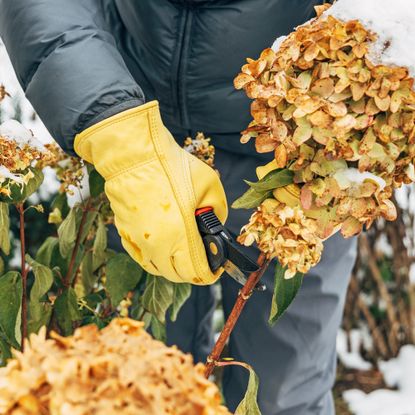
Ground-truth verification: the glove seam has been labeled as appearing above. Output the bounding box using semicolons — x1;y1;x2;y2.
178;150;201;276
148;107;206;281
104;156;158;182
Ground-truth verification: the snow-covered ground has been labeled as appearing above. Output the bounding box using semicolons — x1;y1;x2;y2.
337;329;415;414
343;345;415;415
337;329;373;372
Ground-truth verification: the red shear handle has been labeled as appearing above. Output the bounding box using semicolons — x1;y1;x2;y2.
195;206;214;217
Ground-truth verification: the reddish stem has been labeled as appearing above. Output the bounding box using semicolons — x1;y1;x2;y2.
16;203;28;351
215;360;252;371
205;253;271;378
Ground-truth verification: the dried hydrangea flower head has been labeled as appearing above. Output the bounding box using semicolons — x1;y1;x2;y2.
0;318;231;415
234;3;415;277
239;198;323;279
183;132;216;168
37;142;84;195
0;120;48;198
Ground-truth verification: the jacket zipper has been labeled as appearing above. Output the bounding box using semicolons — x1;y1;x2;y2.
171;6;193;129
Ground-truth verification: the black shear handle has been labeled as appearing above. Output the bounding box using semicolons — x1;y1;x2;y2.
195;207;227;272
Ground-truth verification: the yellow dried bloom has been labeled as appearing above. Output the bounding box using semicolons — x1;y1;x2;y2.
235;3;415;258
0;131;47;197
37;143;84;195
238;199;323;278
183;132;216;168
0;319;231;415
0;136;43;173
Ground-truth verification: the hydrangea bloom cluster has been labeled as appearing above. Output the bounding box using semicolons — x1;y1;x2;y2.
0;120;48;198
0;319;231;415
235;4;415;277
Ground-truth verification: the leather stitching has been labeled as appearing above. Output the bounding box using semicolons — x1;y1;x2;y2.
104;157;157;181
148;106;204;281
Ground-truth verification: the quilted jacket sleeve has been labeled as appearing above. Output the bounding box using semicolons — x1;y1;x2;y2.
0;0;144;153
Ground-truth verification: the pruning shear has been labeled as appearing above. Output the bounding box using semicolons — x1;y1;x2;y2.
195;207;265;291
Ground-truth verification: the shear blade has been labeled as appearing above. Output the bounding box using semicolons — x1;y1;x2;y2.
223;260;266;292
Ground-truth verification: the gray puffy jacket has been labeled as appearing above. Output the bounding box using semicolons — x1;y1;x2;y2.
0;0;325;154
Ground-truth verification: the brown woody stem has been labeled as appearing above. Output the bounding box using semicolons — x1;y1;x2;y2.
16;203;28;352
205;253;271;378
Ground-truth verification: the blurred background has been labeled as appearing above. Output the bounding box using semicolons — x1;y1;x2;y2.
1;41;414;415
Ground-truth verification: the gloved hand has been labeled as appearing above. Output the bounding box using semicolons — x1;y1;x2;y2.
74;101;228;284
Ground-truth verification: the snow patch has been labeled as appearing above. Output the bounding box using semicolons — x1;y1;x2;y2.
333;168;386;190
326;0;415;79
0;119;45;151
272;0;415;80
0;165;23;184
337;329;372;371
344;345;415;415
271;35;286;52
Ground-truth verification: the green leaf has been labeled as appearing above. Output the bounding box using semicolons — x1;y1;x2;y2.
232;188;273;210
170;283;191;322
35;237;59;267
106;253;144;306
269;263;303;326
27;303;52;336
150;316;166;342
50;192;69;222
81;250;95;295
0;271;22;348
245;169;294;192
0;336;12;366
26;255;53;303
0;202;10;255
0;168;44;204
0;257;4;276
93;216;107;271
89;169;105;198
142;275;174;324
79;209;98;243
84;290;106;310
235;365;261;415
54;288;81;336
25;255;54;335
57;208;77;258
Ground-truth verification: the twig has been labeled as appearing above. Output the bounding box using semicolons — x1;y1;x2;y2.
360;234;400;356
16;203;28;352
205;253;271;378
349;274;389;359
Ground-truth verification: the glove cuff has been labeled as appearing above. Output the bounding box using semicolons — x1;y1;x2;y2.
74;100;162;179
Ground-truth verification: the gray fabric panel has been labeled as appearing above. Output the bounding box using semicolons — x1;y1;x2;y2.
0;0;144;152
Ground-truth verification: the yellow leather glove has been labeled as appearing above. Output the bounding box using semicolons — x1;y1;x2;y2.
74;101;228;284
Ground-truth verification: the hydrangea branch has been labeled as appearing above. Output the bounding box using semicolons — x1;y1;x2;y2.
205;253;271;378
